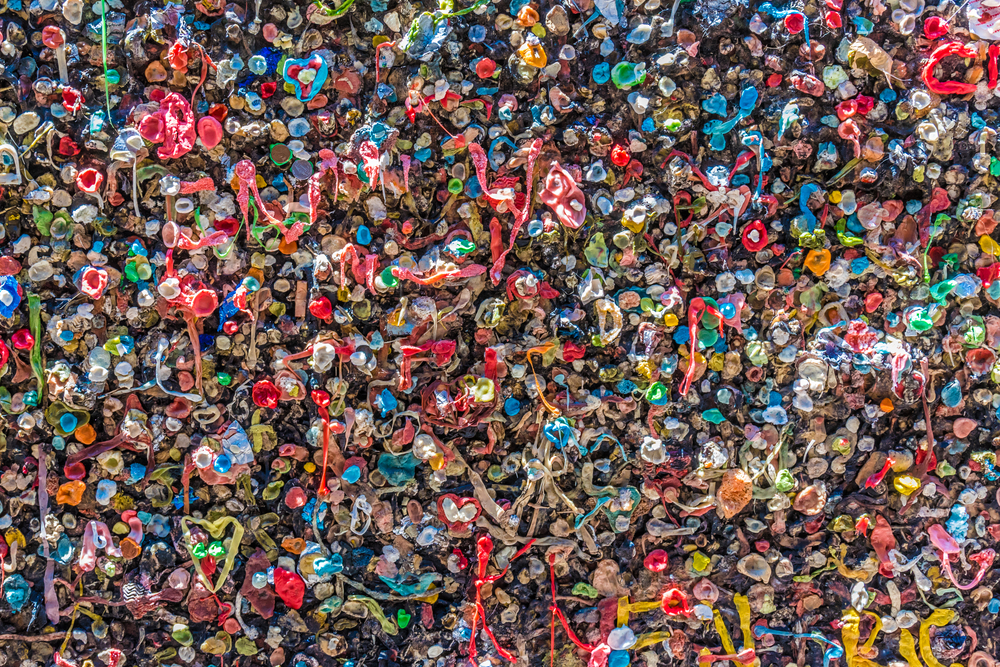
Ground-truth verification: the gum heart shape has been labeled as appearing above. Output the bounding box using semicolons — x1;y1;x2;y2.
197;116;223;149
283;54;329;102
180;516;244;593
397;609;412;629
436;494;481;530
273;567;305;609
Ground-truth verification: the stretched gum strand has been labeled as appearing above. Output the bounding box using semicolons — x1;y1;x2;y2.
585;432;628;461
315;393;335;496
469;139;543;283
632;632;674;651
573;497;611;530
525;341;561;416
752;626;844;667
888;548;924;572
832;543;878;582
712;607;740;663
39;447;59;624
466;535;535;662
899;629;922;667
940;547;995;591
524;449;583;518
841;609;885;667
28;293;44;400
580;461;618;498
860;611;883;657
679;297;725;396
734;595;755;659
154;338;204;404
548;552;595;667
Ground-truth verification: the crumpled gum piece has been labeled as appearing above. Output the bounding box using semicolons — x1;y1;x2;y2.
156;92;197;160
539;162;586;229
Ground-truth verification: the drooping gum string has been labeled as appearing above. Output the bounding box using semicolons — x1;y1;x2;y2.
468;535;535;662
391;263;486;285
940;546;994;590
549;552;595;666
182;454;194;515
679;297;724;396
860;611;882;656
526;341;561;415
615;595;662;627
469;139;543;282
753;626;843;667
318;399;332;495
713;607;739;658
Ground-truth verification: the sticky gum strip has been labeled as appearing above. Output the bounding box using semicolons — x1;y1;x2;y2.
526;341;561;415
713;608;738;656
899;629;922;667
180;516;245;593
752;627;843;667
616;596;663;627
